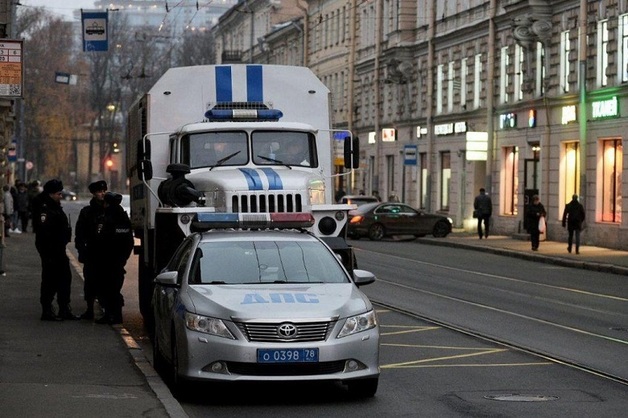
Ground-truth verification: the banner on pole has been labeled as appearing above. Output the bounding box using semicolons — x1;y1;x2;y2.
81;10;108;52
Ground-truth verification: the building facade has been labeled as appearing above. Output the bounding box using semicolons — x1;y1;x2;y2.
212;0;628;250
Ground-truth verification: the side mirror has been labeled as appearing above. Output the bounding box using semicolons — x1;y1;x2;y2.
352;269;376;287
343;136;360;169
138;159;153;181
154;270;178;286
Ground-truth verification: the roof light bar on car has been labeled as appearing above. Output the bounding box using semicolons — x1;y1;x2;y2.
204;109;283;121
191;212;315;231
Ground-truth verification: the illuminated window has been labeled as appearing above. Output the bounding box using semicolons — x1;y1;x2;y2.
601;139;622;223
503;146;519;215
500;46;510;104
440;152;450;211
474;54;482;109
560;31;571;93
514;44;524;101
598;20;609;87
619;14;628;83
536;42;545;97
420;153;427;209
563;142;580;208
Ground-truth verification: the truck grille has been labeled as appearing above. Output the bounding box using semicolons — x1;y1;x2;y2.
236;321;332;342
232;194;303;213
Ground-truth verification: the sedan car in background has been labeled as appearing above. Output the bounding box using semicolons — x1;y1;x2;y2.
347;202;453;240
337;195;379;206
61;189;77;201
152;212;380;398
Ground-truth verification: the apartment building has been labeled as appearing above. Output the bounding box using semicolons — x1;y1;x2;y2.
211;0;628;250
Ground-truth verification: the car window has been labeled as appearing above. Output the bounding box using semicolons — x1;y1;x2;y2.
165;237;195;280
192;240;349;285
399;204;418;215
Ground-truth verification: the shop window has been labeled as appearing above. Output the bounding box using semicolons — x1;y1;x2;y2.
440;152;450;211
601;139;622;223
562;142;580;207
503;146;518;215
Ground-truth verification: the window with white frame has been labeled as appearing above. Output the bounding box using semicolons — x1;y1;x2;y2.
597;20;609;87
503;146;518;215
474;54;482;108
562;142;580;208
500;46;510;104
447;62;454;112
386;154;396;199
515;44;524;101
560;31;571;93
600;139;622;223
437;64;444;114
536;41;545;97
461;57;467;107
420;153;427;209
440;152;451;211
619;14;628;83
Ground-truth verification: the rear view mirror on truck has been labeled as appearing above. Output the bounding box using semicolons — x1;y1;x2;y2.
138;159;153;181
344;136;360;169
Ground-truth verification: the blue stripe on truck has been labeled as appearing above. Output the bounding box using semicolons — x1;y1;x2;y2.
215;66;232;102
246;65;263;102
260;168;283;190
239;168;263;190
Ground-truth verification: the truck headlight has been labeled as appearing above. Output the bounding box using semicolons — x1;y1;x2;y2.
308;179;325;205
337;310;377;338
185;312;235;339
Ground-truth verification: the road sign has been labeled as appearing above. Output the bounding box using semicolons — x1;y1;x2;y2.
404;145;417;166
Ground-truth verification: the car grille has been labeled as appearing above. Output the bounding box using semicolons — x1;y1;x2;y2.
236;321;333;342
231;193;303;213
226;360;346;376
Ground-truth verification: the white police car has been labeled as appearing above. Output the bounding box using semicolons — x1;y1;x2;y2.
152;212;380;397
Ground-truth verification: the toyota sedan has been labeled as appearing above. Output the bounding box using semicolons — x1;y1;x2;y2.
152;214;380;398
348;202;453;240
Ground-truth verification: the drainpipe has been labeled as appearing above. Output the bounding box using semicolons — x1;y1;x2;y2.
425;0;435;212
373;0;383;195
295;0;308;67
578;0;587;210
486;0;496;195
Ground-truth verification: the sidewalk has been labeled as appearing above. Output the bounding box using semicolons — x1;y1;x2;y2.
0;232;186;418
417;230;628;276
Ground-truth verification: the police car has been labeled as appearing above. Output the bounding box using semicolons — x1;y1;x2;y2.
151;212;380;397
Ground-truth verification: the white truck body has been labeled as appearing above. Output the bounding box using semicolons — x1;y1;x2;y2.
127;64;356;316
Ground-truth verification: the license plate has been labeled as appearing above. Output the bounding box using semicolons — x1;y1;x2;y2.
257;348;319;363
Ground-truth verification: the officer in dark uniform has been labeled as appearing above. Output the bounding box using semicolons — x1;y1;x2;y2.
95;192;134;324
32;179;79;321
74;180;107;319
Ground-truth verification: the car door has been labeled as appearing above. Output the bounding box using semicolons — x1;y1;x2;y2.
397;204;423;234
374;204;403;234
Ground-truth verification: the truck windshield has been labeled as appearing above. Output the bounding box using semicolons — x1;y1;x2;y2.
252;131;317;168
182;132;249;168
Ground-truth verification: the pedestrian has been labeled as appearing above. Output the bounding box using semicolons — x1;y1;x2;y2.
74;180;108;320
32;179;80;321
562;194;585;254
3;184;15;236
525;194;546;251
473;188;493;239
95;192;134;324
14;182;30;233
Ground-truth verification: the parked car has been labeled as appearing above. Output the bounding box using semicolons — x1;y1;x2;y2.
338;195;379;206
347;202;453;240
60;189;77;201
152;213;380;398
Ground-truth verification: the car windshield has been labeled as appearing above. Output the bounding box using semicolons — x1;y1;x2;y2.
189;240;349;285
181;131;249;168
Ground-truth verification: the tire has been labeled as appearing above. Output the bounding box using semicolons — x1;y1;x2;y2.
152;325;167;376
169;330;191;399
432;221;451;238
347;377;378;398
368;223;385;241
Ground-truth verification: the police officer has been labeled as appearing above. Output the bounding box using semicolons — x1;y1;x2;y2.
32;179;79;321
75;180;107;319
95;192;134;324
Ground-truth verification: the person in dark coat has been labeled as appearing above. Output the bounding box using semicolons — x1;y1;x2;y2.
562;194;585;254
74;180;107;319
525;194;546;252
473;188;493;239
14;182;30;233
95;192;134;324
32;179;79;321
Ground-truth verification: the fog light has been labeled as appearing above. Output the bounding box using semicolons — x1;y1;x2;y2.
318;216;337;235
345;360;360;372
203;361;229;374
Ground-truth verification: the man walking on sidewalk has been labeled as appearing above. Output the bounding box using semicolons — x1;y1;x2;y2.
32;179;79;321
562;194;585;254
474;188;493;239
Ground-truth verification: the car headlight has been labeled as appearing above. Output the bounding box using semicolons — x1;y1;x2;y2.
185;312;235;339
337;310;377;338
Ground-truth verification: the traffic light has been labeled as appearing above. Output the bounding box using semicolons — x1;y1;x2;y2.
112;142;120;153
105;157;114;170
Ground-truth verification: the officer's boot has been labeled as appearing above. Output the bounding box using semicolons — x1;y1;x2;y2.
58;304;80;320
41;305;62;321
81;299;95;320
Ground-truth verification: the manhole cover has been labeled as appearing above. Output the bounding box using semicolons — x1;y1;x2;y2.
484;394;560;402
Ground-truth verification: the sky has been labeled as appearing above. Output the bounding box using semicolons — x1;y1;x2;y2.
20;1;101;21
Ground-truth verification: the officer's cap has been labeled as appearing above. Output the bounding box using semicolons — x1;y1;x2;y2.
43;179;63;194
104;192;123;205
88;180;108;193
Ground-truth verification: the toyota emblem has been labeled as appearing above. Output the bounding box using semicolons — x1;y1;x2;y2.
277;323;297;338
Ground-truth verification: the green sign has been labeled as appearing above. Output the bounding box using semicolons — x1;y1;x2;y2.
592;96;619;119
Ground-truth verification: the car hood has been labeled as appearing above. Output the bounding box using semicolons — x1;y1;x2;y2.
184;283;372;321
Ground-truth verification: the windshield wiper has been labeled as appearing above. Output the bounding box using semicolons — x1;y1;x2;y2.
209;151;241;171
257;155;292;169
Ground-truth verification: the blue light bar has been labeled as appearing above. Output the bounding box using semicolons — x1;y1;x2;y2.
191;212;314;232
204;109;283;121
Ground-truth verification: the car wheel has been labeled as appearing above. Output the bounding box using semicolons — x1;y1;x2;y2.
368;223;385;241
347;377;378;398
152;325;167;376
432;221;451;238
170;328;190;399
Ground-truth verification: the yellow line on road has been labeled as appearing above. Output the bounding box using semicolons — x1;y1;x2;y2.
382;342;500;350
386;362;552;369
381;326;440;336
382;348;508;368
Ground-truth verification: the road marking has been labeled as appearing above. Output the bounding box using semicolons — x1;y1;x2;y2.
380;325;440;336
382;347;508;368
